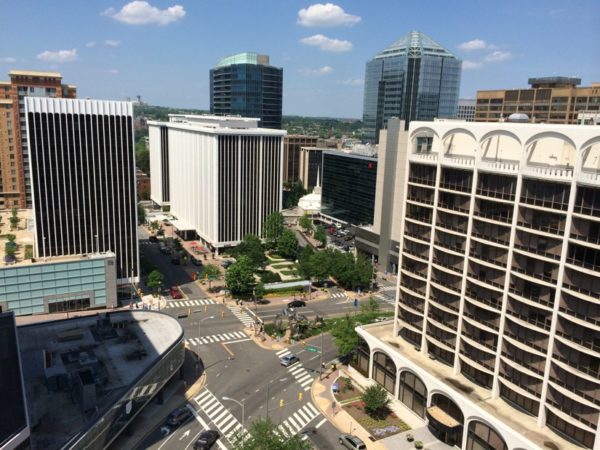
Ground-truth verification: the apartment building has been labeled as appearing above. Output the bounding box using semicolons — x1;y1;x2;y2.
355;120;600;449
0;70;76;209
476;77;600;124
456;99;476;121
149;115;285;249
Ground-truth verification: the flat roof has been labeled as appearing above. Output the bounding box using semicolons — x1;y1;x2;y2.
148;119;286;137
18;311;183;450
361;322;577;450
9;70;62;78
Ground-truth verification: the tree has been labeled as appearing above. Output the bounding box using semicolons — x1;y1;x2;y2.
297;246;314;279
283;180;308;209
137;203;146;224
199;263;221;289
254;281;265;300
351;254;374;290
263;212;284;249
149;220;160;232
309;249;332;282
231;417;310;450
225;256;256;296
362;383;391;418
136;137;150;174
359;296;380;322
330;315;357;356
313;225;327;247
235;234;266;269
298;213;313;233
276;229;298;260
147;270;164;294
9;208;19;230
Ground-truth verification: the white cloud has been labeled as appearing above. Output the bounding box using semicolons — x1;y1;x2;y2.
298;3;361;27
340;78;364;86
0;57;17;63
37;49;78;63
300;34;352;52
103;1;186;26
300;65;334;76
463;60;483;70
485;50;511;62
105;39;121;47
85;41;96;48
109;69;119;75
457;39;488;52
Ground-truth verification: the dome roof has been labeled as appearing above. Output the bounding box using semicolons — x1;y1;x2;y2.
507;113;529;123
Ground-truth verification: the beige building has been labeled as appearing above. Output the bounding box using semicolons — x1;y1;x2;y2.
476;77;600;125
283;135;318;183
298;146;326;191
0;70;76;209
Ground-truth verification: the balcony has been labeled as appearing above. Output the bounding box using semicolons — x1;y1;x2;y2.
503;319;549;354
558;291;600;330
408;152;438;164
472;219;511;246
408;163;437;186
555;316;600;354
520;178;571;211
464;284;503;311
513;229;562;261
404;221;431;243
511;253;559;285
561;267;600;300
579;169;600;187
570;216;600;246
468;261;506;290
440;154;475;169
508;276;555;309
505;297;552;332
407;185;435;205
501;340;547;377
398;292;425;314
428;304;458;331
434;230;466;254
429;286;461;312
431;267;462;293
461;321;498;352
552;340;600;380
549;362;600;407
521;164;573;181
460;340;496;372
463;300;500;331
478;159;519;175
517;206;565;236
499;362;543;397
439;167;473;193
436;210;468;234
437;191;471;215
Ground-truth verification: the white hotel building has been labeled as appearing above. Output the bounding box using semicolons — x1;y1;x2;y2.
149;115;286;249
355;120;600;450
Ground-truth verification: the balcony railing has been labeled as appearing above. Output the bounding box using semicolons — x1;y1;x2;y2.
501;350;546;377
511;264;557;284
503;328;548;354
558;306;600;328
463;309;500;331
516;219;564;236
548;375;600;407
570;231;600;246
522;165;574;181
464;288;503;310
555;329;600;354
505;309;552;332
512;242;561;261
459;349;495;371
508;286;554;308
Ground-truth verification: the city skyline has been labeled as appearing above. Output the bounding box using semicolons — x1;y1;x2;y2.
0;0;598;118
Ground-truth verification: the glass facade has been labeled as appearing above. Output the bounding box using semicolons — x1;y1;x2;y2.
0;257;115;315
363;31;461;142
321;152;377;225
210;56;283;129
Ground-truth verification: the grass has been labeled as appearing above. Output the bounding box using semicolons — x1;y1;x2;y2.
280;269;299;276
267;253;286;261
343;401;410;439
271;262;293;269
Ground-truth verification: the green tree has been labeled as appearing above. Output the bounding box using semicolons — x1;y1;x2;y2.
330;251;355;288
330;315;357;356
283;180;308;209
298;213;313;233
297;246;314;279
362;384;391;418
9;208;19;230
138;203;146;224
231;417;310;450
254;281;265;300
199;263;221;289
225;256;256;296
135;137;150;174
313;225;327;247
309;249;332;282
263;212;284;249
172;238;183;252
352;254;374;290
276;229;298;260
147;270;164;294
156;227;165;237
235;234;266;268
359;296;380;322
149;220;160;232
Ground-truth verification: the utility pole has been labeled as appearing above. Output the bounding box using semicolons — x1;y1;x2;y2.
319;331;324;380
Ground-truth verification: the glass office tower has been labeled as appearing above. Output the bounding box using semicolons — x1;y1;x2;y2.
363;31;461;143
210;53;283;129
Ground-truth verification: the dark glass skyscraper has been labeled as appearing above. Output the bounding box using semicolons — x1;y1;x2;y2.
210;53;283;129
363;31;461;142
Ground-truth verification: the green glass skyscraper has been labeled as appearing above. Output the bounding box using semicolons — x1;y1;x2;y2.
210;52;283;129
363;31;461;143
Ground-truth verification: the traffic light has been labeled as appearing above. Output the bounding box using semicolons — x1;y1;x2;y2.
279;399;284;408
298;392;303;401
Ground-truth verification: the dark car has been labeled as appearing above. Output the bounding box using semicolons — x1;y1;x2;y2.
288;300;306;308
149;235;159;243
160;245;171;255
280;354;300;367
220;259;234;268
191;257;203;266
193;430;220;450
171;255;181;265
167;407;193;427
339;434;366;450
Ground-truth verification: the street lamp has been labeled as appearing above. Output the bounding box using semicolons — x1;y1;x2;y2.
222;396;245;444
195;314;215;346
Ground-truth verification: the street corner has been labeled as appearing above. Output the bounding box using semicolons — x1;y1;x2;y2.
184;371;207;401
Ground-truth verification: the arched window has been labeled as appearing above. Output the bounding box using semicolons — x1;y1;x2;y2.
428;393;465;447
351;336;370;377
466;420;507;450
398;371;427;418
372;351;396;394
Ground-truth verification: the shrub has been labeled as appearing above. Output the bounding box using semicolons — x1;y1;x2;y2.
259;271;281;283
415;441;423;449
361;384;391;418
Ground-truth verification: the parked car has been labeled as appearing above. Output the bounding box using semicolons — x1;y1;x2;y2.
279;354;300;367
170;286;183;299
193;430;220;450
288;300;306;308
171;255;181;265
191;257;203;266
338;434;366;450
149;235;159;243
220;259;234;268
160;245;171;255
167;407;193;427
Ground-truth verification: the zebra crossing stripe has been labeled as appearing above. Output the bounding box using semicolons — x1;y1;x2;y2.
297;408;310;422
276;348;290;356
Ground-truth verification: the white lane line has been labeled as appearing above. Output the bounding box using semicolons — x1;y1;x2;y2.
186;404;227;450
225;338;251;344
315;417;327;429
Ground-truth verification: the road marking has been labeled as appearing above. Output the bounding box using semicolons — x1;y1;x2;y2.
193;389;246;446
166;299;216;308
186;403;228;450
277;403;321;437
276;348;291;356
222;342;235;357
225;338;251;344
315;417;327;429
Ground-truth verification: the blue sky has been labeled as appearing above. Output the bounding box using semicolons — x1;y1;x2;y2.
1;1;598;118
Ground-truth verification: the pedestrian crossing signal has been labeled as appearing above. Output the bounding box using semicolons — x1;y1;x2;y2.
279;399;284;408
298;392;303;401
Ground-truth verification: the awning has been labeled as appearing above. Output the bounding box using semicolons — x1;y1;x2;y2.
426;406;461;433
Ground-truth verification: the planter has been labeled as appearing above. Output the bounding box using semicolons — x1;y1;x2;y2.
415;440;424;449
406;433;414;442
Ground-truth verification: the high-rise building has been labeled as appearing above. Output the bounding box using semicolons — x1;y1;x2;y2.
355;119;600;450
149;115;285;250
0;70;76;209
362;31;461;142
25;97;138;284
298;146;325;191
210;53;283;129
456;98;476;121
475;77;600;124
321;151;377;225
283;135;318;183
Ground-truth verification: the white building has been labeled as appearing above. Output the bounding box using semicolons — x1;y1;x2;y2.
356;119;600;450
149;115;286;249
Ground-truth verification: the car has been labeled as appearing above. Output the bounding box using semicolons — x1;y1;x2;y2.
171;255;181;265
191;257;203;266
279;354;300;367
288;300;306;308
338;434;366;450
220;260;234;268
160;246;171;255
193;430;220;450
167;407;193;427
149;235;159;243
170;286;183;299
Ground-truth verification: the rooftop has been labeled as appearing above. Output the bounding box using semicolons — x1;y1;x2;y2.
375;30;458;60
528;76;581;87
148;114;286;136
361;322;578;450
9;70;62;78
18;311;183;450
215;52;271;68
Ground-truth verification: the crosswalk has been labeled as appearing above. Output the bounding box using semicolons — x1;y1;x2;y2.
329;291;347;300
165;299;215;308
193;389;246;446
226;305;256;327
185;331;249;346
276;348;315;391
277;402;321;438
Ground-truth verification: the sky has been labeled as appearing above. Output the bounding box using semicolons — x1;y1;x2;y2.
0;0;598;118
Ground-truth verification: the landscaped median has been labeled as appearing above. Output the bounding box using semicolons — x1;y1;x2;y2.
333;376;410;440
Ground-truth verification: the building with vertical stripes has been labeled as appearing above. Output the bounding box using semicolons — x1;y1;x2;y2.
25;97;138;284
149;115;285;250
354;120;600;450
